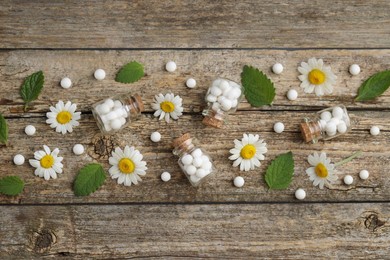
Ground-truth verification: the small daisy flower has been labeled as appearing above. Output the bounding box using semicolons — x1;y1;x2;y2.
306;152;337;189
298;58;337;96
29;145;63;180
46;100;81;134
229;133;267;171
152;93;183;123
108;146;148;186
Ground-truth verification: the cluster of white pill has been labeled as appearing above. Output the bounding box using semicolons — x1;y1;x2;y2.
319;106;349;137
206;79;242;112
94;98;128;132
180;148;213;184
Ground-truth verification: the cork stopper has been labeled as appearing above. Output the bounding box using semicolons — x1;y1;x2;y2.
128;94;144;114
133;94;144;112
202;110;224;128
300;121;322;143
172;133;191;148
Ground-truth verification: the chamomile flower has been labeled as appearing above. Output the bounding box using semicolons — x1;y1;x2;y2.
152;93;183;123
298;58;337;96
108;146;147;186
46;100;81;134
29;145;63;180
306;152;337;189
229;133;267;171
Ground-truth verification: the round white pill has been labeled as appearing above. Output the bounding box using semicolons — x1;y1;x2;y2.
94;69;106;80
233;176;245;187
201;155;210;163
325;122;337;135
329;117;340;126
206;94;217;103
165;61;177;72
104;99;115;109
193;157;203;168
98;104;111;115
60;77;72;89
110;119;122;130
195;169;207;179
104;123;112;132
25;125;36;136
344;175;354;185
211;102;221;112
191;148;202;158
295;188;306;200
150;131;161;143
210;86;222;97
219;80;230;90
337;122;347;134
186;78;196;88
349;64;361;75
332;107;344;119
181;154;193;165
231;99;238;108
161;171;171;182
370;126;380;136
287;89;298;101
212;79;221;87
319;119;327;130
359;170;369;180
73;144;85;155
114;100;122;108
272;63;284;74
273;122;285;133
190;175;200;183
185;165;197;175
201;161;213;171
106;111;120;121
227;87;242;100
13;154;25;165
221;98;233;111
320;111;332;122
119;117;126;126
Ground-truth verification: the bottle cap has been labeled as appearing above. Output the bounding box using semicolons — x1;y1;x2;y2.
172;133;191;148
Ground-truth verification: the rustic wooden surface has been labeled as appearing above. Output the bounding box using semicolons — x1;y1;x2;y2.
1;1;390;259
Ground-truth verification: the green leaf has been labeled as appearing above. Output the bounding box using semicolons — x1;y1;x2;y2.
241;65;276;107
265;152;294;190
20;71;45;110
115;61;144;84
0;176;24;196
0;113;8;145
355;70;390;101
73;163;106;196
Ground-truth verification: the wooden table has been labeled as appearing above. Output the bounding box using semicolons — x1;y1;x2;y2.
1;1;389;258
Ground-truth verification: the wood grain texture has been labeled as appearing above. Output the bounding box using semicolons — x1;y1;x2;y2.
1;204;389;259
1;0;390;49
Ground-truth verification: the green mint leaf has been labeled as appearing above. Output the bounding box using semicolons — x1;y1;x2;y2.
115;61;144;84
241;65;276;107
265;151;294;190
73;163;106;196
0;113;8;145
20;71;45;110
355;70;390;101
0;176;24;196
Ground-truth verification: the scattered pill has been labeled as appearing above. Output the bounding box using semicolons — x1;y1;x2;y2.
60;77;72;89
186;78;196;88
233;176;245;187
161;171;171;182
359;170;369;180
344;175;354;185
73;144;85;155
295;188;306;200
349;64;361;75
13;154;25;165
370;126;380;136
272;63;284;74
24;125;36;136
165;61;177;72
150;131;161;143
94;69;106;80
287;89;298;101
273;122;285;133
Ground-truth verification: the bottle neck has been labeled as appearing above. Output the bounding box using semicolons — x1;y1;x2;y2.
173;138;195;157
300;118;323;143
124;96;142;116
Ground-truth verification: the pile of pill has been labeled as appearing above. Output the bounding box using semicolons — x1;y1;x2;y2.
206;79;242;112
180;148;213;184
94;98;128;132
319;106;349;137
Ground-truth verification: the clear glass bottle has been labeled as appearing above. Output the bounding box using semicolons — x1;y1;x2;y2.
92;93;144;134
300;105;351;143
202;78;244;128
172;133;215;187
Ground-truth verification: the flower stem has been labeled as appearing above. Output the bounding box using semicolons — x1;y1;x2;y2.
334;151;362;167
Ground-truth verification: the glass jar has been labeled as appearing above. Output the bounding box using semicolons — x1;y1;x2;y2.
202;78;244;128
92;93;144;134
300;105;351;143
172;133;215;187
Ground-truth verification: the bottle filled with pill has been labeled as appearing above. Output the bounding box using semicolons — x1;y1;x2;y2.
300;105;351;143
172;133;215;187
92;93;144;134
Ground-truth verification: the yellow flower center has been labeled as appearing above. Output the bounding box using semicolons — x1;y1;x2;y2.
40;155;54;169
315;163;328;178
160;101;175;113
118;158;135;174
56;111;72;124
240;144;256;159
308;69;326;85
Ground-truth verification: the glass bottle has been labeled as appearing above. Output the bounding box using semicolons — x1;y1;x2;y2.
300;105;351;143
92;93;144;134
202;78;244;128
172;133;215;187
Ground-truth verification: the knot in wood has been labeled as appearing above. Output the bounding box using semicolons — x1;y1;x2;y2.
89;134;121;160
32;229;56;253
364;213;385;232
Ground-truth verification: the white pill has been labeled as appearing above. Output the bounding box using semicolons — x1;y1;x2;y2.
106;111;120;120
114;100;123;108
60;77;72;89
165;61;177;72
219;80;230;90
161;171;171;182
226;88;241;100
320;111;332;122
273;122;285;133
332;107;344;119
94;69;106;80
295;188;306;200
104;99;115;109
370;126;380;136
193;157;203;168
150;131;161;143
221;98;233;111
287;89;298;101
25;125;36;136
206;94;217;103
13;154;25;165
190;175;200;183
98;104;111;115
185;165;197;175
119;117;126;126
191;148;203;158
359;170;369;180
329;118;340;126
325;122;337;135
231;99;238;108
196;169;207;179
211;102;221;112
201;155;210;163
319;119;327;130
272;63;284;74
186;78;196;89
110;119;122;130
217;95;226;104
73;144;85;155
100;115;109;124
210;86;222;97
201;161;213;171
212;79;221;87
104;123;112;132
343;175;354;185
337;122;347;134
181;154;193;165
349;64;361;75
233;176;245;187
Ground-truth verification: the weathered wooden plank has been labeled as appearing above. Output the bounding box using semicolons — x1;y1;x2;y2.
1;1;390;49
0;204;389;258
